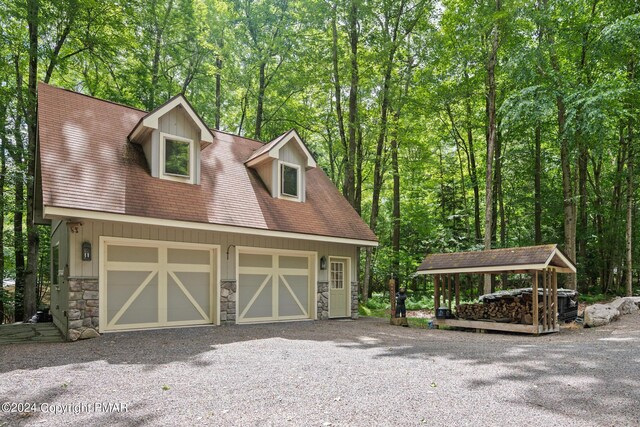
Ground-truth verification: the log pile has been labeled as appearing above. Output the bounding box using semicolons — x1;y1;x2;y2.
454;287;578;324
456;295;539;323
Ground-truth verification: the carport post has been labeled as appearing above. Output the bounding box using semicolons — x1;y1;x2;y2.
532;270;539;334
434;274;440;310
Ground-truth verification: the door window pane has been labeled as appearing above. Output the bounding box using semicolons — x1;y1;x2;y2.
330;261;344;289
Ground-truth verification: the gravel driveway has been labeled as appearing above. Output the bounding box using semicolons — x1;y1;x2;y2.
1;314;639;427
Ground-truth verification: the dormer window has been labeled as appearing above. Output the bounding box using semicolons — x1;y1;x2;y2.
245;129;317;203
128;94;214;186
160;132;195;183
280;162;300;199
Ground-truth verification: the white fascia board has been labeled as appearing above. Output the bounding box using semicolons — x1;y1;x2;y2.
44;206;378;247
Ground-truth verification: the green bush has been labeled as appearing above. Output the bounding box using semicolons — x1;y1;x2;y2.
364;292;390;310
405;295;434;311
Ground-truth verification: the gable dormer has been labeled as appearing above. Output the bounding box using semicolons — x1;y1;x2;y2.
128;95;214;184
246;130;316;202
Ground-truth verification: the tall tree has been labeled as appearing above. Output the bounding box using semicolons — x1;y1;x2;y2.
483;0;500;294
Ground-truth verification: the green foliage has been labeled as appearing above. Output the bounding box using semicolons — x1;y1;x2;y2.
0;0;639;321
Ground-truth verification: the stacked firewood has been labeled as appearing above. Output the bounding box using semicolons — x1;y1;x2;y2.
455;295;542;324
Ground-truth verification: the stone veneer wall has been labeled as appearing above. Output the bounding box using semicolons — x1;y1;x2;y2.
351;281;359;319
220;280;237;324
317;281;329;320
67;277;100;341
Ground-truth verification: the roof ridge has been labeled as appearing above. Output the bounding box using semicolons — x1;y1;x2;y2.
39;82;148;113
212;128;268;144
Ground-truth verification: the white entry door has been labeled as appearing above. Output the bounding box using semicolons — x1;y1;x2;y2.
329;257;350;318
236;248;316;323
100;238;218;332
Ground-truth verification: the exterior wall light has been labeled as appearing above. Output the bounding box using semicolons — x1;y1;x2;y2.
320;256;327;270
82;242;92;261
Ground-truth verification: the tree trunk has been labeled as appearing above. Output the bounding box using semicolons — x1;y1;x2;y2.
331;3;347;157
543;0;577;289
342;0;359;208
149;0;174;110
23;0;39;320
391;134;400;278
215;54;222;130
254;61;266;139
0;105;5;323
626;60;635;297
558;96;576;290
464;90;481;242
534;125;542;244
483;0;500;294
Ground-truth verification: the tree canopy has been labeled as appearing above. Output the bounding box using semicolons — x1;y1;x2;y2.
1;0;639;321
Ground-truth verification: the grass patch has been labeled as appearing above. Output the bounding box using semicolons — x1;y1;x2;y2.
407;317;430;329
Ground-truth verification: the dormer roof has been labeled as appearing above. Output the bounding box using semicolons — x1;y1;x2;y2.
245;129;317;169
128;94;214;149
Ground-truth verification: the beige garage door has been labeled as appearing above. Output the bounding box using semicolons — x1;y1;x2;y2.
237;248;315;323
100;238;218;332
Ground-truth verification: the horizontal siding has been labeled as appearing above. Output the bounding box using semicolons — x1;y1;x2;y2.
68;220;358;281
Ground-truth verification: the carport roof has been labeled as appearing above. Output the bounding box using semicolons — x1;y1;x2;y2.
416;244;576;275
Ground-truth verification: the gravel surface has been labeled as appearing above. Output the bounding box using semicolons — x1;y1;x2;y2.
1;314;639;427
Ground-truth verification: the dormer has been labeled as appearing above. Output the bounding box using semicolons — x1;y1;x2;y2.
128;95;214;184
246;130;316;202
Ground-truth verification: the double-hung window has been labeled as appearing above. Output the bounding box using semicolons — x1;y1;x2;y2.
280;162;300;200
160;133;194;183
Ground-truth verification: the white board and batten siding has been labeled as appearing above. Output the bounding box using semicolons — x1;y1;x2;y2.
68;220;358;282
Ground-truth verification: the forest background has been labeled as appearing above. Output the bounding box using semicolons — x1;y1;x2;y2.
1;0;638;322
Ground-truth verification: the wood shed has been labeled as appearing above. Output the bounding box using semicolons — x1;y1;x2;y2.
416;244;577;334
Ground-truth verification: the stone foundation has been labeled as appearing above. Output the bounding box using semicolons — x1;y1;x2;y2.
351;281;359;319
220;280;237;324
317;281;329;320
67;277;100;341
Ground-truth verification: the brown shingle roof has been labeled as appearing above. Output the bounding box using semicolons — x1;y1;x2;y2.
417;245;576;274
37;83;377;243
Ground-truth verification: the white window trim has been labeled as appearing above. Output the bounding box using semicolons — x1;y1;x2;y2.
278;160;302;202
159;132;195;184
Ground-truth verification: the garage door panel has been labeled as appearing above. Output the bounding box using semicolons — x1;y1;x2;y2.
107;271;159;326
167;278;205;322
108;245;158;263
279;256;308;269
167;272;211;322
106;271;157;324
279;275;308;317
239;253;272;268
168;248;210;265
239;274;273;320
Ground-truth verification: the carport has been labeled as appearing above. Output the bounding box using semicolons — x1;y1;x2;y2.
416;244;577;334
